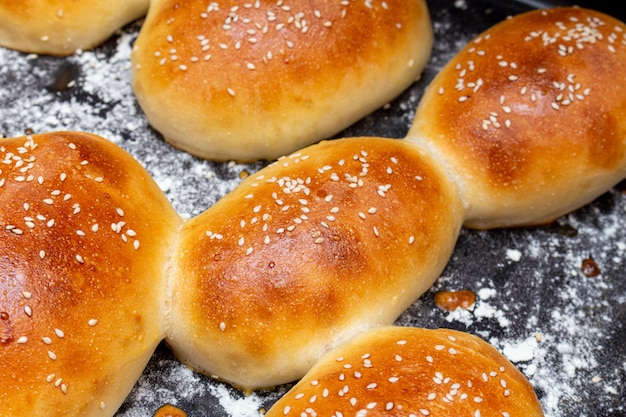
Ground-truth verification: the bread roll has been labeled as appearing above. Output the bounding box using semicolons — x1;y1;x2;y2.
166;137;464;390
407;7;626;229
131;0;433;161
265;326;545;417
0;0;149;55
0;132;181;416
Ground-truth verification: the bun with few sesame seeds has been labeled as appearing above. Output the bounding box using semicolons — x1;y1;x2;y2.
0;132;182;416
0;0;149;55
406;7;626;229
165;137;465;390
130;0;433;162
264;326;545;417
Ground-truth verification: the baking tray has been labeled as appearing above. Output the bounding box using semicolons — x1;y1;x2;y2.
0;1;624;416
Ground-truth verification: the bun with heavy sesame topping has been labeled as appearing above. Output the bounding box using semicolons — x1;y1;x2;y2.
0;0;149;55
265;326;545;417
166;137;464;390
130;0;433;162
0;132;182;416
407;7;626;229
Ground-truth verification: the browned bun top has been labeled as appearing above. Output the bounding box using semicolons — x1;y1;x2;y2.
0;132;181;416
131;0;433;161
408;7;626;229
266;326;545;417
0;0;149;55
166;137;464;390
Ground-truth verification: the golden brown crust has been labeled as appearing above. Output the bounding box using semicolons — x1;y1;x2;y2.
131;0;433;161
266;326;545;417
167;137;464;390
0;132;181;416
0;0;149;55
408;7;626;229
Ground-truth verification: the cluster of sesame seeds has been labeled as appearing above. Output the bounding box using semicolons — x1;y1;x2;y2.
42;325;69;395
437;9;625;133
203;145;422;259
148;0;397;95
278;332;517;417
417;336;513;417
529;12;626;55
281;345;406;417
10;288;76;396
2;137;141;263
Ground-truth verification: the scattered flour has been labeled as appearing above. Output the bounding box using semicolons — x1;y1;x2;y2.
506;248;522;262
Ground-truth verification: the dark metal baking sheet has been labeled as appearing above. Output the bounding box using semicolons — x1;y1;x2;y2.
0;1;624;416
